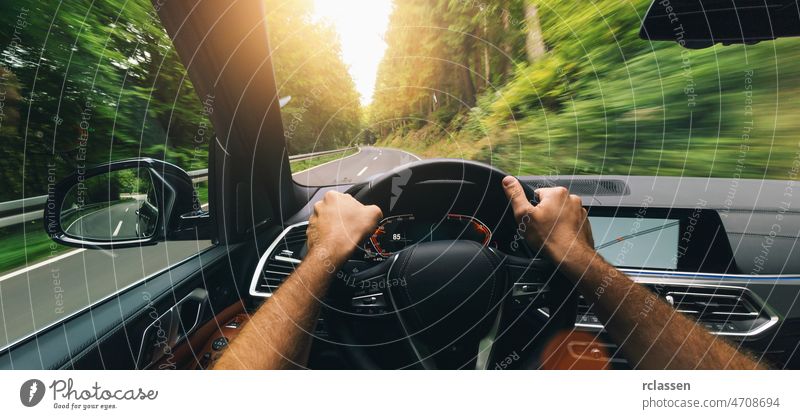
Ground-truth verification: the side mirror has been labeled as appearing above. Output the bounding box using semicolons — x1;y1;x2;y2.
44;158;211;249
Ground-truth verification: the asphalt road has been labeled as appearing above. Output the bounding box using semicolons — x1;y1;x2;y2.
64;200;148;240
292;146;420;185
0;146;420;350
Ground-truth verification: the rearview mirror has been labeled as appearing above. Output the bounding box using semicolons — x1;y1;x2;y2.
640;0;800;49
45;159;211;248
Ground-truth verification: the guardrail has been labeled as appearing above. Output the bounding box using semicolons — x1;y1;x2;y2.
0;147;358;229
288;146;357;162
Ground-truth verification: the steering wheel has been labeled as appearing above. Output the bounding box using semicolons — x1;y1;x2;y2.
324;159;577;369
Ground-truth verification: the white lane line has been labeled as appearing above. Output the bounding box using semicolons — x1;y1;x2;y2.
125;207;130;213
112;220;123;237
373;156;378;160
0;248;86;283
356;166;368;177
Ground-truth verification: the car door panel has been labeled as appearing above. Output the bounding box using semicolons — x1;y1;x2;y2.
0;238;271;370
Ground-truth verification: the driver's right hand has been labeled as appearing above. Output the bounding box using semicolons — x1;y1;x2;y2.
502;176;594;261
306;191;383;264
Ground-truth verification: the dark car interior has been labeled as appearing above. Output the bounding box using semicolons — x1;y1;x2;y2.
1;0;799;370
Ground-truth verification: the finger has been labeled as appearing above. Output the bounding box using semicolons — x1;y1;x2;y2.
569;194;582;205
324;190;340;201
535;186;569;204
581;208;595;247
502;176;532;215
367;204;383;221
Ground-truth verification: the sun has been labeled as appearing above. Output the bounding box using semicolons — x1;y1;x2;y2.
312;0;393;105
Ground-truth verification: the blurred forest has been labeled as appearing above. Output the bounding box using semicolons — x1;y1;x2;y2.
0;0;361;202
370;0;800;179
2;0;799;205
265;0;362;155
0;1;212;202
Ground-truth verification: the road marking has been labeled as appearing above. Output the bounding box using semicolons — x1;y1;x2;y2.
373;156;378;160
112;220;123;237
357;166;368;177
0;248;86;283
125;207;130;213
97;248;117;258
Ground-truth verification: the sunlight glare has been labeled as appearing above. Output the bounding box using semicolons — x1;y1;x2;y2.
312;0;393;105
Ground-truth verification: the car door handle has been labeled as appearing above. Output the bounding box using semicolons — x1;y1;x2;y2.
136;288;209;369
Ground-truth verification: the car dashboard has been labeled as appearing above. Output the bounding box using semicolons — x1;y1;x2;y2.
245;175;800;369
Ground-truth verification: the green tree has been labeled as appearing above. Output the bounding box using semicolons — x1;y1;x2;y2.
265;0;362;154
0;0;213;201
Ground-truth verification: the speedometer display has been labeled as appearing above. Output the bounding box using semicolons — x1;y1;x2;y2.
369;214;492;257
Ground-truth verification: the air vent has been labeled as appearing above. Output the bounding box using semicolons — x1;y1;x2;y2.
649;284;777;336
257;258;296;294
665;291;759;321
249;222;309;297
525;179;630;196
574;284;777;337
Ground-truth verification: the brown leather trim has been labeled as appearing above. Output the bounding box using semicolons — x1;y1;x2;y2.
150;300;247;370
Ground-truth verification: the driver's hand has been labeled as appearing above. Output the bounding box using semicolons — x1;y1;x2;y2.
502;176;594;260
307;191;383;264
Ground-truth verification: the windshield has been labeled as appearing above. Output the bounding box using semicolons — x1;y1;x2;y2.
273;0;800;186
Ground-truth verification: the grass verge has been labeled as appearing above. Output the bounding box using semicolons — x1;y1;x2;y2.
0;221;67;276
290;148;358;173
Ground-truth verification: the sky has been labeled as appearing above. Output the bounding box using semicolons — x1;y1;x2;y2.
312;0;393;105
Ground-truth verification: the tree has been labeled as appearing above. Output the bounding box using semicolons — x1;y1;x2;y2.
0;0;214;200
524;2;545;62
370;0;528;134
264;0;362;154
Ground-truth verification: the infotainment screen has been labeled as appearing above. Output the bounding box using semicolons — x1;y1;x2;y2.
589;216;680;270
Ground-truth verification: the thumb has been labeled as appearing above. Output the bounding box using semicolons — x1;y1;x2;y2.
502;176;533;218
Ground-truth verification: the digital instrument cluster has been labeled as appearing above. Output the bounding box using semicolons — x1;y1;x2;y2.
364;213;492;258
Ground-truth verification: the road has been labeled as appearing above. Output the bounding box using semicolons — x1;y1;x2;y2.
64;200;150;240
0;146;420;350
292;146;420;185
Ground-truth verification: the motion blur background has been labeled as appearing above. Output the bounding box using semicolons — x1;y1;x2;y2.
0;0;798;331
